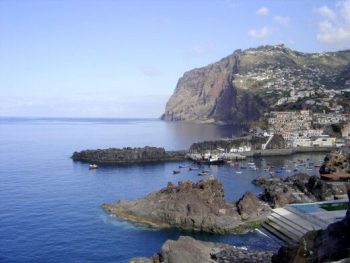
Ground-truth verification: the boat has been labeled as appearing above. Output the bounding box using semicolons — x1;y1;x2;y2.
173;170;181;174
189;166;200;171
235;171;242;174
198;171;208;176
197;154;225;165
240;166;247;169
178;165;188;168
89;164;98;170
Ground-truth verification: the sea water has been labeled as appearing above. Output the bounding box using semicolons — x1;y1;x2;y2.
0;118;325;262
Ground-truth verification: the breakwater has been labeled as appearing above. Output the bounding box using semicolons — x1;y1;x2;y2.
72;146;187;164
241;146;337;157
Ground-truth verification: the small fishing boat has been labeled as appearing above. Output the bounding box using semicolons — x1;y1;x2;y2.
89;164;98;170
235;171;242;174
189;166;200;171
240;166;247;169
198;171;208;176
173;170;181;174
178;165;188;169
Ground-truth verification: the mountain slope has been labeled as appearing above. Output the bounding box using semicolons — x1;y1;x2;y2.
161;45;350;123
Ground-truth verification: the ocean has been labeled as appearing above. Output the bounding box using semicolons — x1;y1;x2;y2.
0;118;325;262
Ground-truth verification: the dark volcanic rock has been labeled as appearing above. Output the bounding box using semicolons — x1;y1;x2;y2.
272;190;350;263
252;173;349;208
237;191;263;220
320;149;350;175
72;146;186;164
103;178;270;234
130;236;274;263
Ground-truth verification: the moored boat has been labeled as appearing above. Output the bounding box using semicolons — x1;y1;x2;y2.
89;164;98;170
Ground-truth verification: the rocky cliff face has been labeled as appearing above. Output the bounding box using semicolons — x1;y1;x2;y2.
102;178;270;234
162;45;350;123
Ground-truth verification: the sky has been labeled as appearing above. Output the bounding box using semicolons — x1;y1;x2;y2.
1;0;350;118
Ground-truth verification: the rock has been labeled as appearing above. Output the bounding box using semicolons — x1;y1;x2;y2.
272;190;350;262
130;236;274;263
237;191;268;220
320;150;350;174
129;258;153;263
72;146;186;164
252;173;349;208
102;178;270;234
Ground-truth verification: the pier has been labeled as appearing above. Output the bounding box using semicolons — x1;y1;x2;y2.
262;199;348;244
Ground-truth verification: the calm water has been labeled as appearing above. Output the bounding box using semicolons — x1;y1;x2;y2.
0;118;325;262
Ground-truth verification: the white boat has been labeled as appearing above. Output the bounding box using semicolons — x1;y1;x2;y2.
235;171;242;174
89;164;99;170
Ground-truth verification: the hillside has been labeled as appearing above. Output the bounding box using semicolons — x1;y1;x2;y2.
161;44;350;124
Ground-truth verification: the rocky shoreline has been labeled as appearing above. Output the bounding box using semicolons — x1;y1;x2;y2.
72;146;186;164
130;236;274;263
252;173;349;208
102;178;271;234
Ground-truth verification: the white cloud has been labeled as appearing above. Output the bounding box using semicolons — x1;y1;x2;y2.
316;0;350;47
248;26;273;38
317;5;336;20
274;16;290;26
256;7;269;16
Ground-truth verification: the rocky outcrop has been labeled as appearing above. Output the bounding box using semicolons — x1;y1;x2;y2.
130;236;274;263
71;146;186;164
320;149;350;175
272;191;350;263
189;135;285;154
253;173;349;208
102;178;270;234
162;45;350;124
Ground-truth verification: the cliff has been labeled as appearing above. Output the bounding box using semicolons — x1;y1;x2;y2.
162;45;350;124
102;178;270;234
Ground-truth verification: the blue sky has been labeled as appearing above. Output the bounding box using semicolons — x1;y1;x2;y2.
1;0;350;117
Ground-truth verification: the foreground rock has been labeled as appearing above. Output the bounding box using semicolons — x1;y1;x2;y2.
103;178;270;234
253;173;349;208
272;191;350;262
130;236;273;263
320;149;350;181
72;146;186;164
